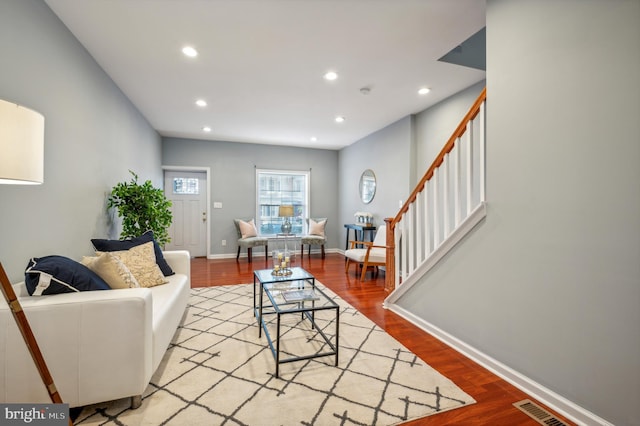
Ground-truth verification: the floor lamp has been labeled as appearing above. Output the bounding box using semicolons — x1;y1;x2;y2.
0;99;71;424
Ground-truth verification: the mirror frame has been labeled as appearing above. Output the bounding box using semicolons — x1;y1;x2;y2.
359;169;376;204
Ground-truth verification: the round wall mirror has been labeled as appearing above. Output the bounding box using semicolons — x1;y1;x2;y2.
359;169;376;204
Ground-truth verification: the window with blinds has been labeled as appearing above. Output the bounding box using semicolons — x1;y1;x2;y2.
256;169;309;235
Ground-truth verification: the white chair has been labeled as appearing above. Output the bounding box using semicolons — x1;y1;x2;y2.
344;224;387;281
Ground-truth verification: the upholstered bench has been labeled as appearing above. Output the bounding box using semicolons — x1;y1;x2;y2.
234;218;269;262
300;218;327;258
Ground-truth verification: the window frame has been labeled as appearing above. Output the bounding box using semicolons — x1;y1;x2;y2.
255;168;310;236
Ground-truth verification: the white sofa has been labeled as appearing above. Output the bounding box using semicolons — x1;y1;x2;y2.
0;250;191;408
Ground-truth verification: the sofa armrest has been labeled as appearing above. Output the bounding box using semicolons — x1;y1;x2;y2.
162;250;191;287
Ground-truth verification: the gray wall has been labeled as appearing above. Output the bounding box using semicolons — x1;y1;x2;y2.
396;1;640;424
338;116;413;245
0;0;162;282
162;138;339;256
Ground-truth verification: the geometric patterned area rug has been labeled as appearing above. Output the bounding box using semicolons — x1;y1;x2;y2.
75;283;475;425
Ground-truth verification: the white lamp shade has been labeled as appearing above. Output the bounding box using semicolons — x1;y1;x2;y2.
0;99;44;185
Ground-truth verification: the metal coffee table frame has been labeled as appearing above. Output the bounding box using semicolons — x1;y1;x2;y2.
253;267;339;378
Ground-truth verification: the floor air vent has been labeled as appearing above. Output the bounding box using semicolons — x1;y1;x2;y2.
513;399;569;426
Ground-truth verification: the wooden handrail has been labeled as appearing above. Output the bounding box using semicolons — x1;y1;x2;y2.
391;87;486;227
385;87;486;292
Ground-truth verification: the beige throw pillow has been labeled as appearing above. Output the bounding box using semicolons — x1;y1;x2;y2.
82;253;140;289
309;219;326;237
99;241;167;288
239;219;258;238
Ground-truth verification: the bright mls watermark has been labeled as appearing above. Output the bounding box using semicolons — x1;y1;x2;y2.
1;404;68;425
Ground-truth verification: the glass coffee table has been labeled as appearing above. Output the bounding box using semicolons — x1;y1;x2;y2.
253;267;339;378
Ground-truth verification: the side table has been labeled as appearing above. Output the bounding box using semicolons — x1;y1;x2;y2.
274;233;297;262
343;223;376;250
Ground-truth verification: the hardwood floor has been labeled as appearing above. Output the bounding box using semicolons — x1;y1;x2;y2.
191;253;575;425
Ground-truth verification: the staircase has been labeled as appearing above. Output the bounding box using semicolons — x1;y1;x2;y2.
383;88;487;304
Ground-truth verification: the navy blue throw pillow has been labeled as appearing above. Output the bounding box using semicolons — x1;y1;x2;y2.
91;230;175;276
25;256;111;296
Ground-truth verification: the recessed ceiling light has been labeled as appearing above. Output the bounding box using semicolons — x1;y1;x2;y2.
335;116;345;123
182;46;198;57
418;87;431;95
202;126;211;132
195;99;207;107
310;137;317;142
324;71;338;81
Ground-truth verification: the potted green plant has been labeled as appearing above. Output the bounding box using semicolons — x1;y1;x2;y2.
107;171;173;245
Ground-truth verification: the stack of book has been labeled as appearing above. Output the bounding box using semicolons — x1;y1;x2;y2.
282;289;319;302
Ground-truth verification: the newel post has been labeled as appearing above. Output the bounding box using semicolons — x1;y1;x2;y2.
384;217;395;293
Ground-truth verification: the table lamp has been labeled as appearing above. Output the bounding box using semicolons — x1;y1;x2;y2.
0;98;69;414
278;204;294;234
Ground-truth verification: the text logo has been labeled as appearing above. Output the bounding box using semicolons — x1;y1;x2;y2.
1;404;68;425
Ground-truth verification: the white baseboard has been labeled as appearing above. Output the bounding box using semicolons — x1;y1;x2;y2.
207;253;238;260
207;252;271;260
386;304;612;426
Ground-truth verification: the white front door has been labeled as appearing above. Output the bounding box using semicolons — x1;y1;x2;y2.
164;171;207;257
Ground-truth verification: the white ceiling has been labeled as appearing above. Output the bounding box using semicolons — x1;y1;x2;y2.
44;0;486;150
